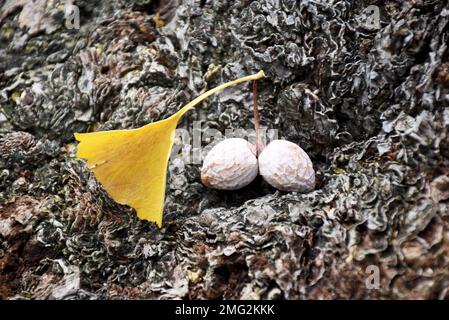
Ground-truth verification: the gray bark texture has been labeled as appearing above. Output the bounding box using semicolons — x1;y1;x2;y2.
1;0;449;299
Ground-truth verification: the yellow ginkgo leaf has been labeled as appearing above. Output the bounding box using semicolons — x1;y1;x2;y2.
75;70;266;227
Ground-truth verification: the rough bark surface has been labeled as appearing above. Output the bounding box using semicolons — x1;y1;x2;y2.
1;0;449;299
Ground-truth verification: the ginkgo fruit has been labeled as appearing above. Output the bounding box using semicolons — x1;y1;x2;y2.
201;138;259;190
200;79;316;193
75;70;266;227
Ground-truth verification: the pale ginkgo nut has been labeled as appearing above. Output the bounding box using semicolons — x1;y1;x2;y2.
201;138;259;190
258;139;315;192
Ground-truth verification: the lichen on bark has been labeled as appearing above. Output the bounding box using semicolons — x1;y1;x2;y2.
1;0;449;299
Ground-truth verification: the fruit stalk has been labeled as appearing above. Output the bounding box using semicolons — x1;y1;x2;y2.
252;80;263;156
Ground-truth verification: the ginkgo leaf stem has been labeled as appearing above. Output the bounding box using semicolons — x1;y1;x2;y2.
172;70;266;121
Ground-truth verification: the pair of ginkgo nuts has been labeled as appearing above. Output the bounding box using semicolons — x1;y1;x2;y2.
201;138;315;192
